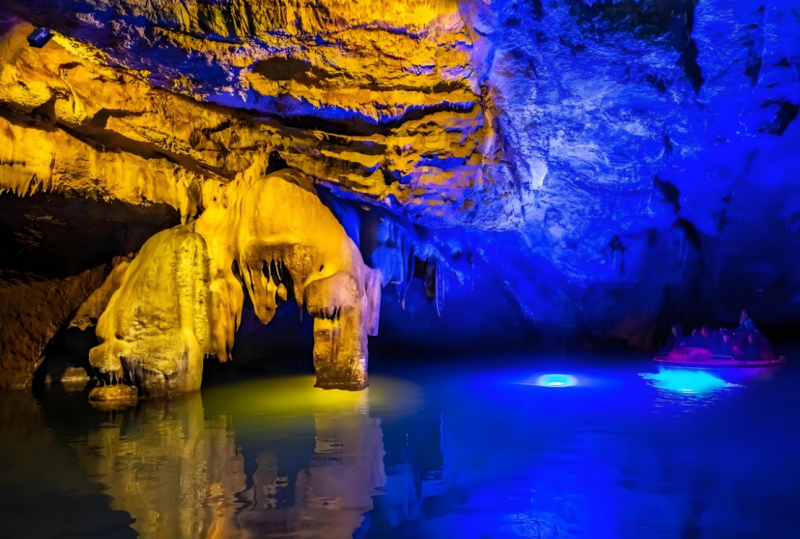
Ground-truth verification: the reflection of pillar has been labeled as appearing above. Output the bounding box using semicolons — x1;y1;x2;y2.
74;394;247;539
370;439;422;528
307;404;387;536
238;392;386;539
374;410;448;529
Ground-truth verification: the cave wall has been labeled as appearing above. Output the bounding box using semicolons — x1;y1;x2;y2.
0;266;107;389
1;0;799;389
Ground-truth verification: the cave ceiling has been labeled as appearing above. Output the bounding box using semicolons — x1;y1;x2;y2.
1;0;799;352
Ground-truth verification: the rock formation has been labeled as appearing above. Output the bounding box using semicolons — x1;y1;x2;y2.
69;255;133;331
88;168;380;398
88;224;213;398
0;12;507;226
196;167;381;390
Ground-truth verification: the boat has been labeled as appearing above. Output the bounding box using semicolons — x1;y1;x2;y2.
654;347;786;368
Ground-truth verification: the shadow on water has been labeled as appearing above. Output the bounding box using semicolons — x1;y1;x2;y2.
1;356;800;538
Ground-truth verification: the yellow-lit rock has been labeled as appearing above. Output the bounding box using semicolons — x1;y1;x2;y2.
0;12;512;228
0;109;203;223
89;224;214;397
88;168;380;395
60;366;91;383
88;382;138;404
70;255;133;331
197;167;381;390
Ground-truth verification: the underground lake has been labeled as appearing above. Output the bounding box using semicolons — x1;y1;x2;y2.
2;355;799;539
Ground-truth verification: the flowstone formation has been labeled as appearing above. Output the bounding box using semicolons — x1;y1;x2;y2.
88;168;380;399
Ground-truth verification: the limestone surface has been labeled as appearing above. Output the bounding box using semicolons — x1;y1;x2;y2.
0;13;509;227
69;255;133;331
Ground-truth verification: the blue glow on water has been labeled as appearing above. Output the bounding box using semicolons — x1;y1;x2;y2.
640;367;736;395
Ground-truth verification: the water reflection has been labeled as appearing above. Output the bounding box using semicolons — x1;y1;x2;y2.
641;368;737;395
0;389;136;537
232;392;387;537
640;367;752;414
67;375;421;539
2;361;800;538
73;394;246;539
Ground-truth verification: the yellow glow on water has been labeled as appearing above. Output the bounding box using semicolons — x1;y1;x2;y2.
202;375;423;418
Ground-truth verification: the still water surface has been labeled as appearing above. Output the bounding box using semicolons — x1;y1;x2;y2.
1;358;799;539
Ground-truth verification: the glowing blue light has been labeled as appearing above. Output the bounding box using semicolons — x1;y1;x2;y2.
640;368;736;395
537;374;577;387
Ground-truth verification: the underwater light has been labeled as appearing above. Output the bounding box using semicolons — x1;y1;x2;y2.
537;374;577;387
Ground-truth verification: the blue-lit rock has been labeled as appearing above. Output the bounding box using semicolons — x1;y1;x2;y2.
458;0;800;344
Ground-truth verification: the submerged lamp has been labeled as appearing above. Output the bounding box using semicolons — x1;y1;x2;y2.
537;374;577;387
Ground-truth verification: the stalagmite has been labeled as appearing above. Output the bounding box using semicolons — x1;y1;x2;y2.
88;224;214;399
